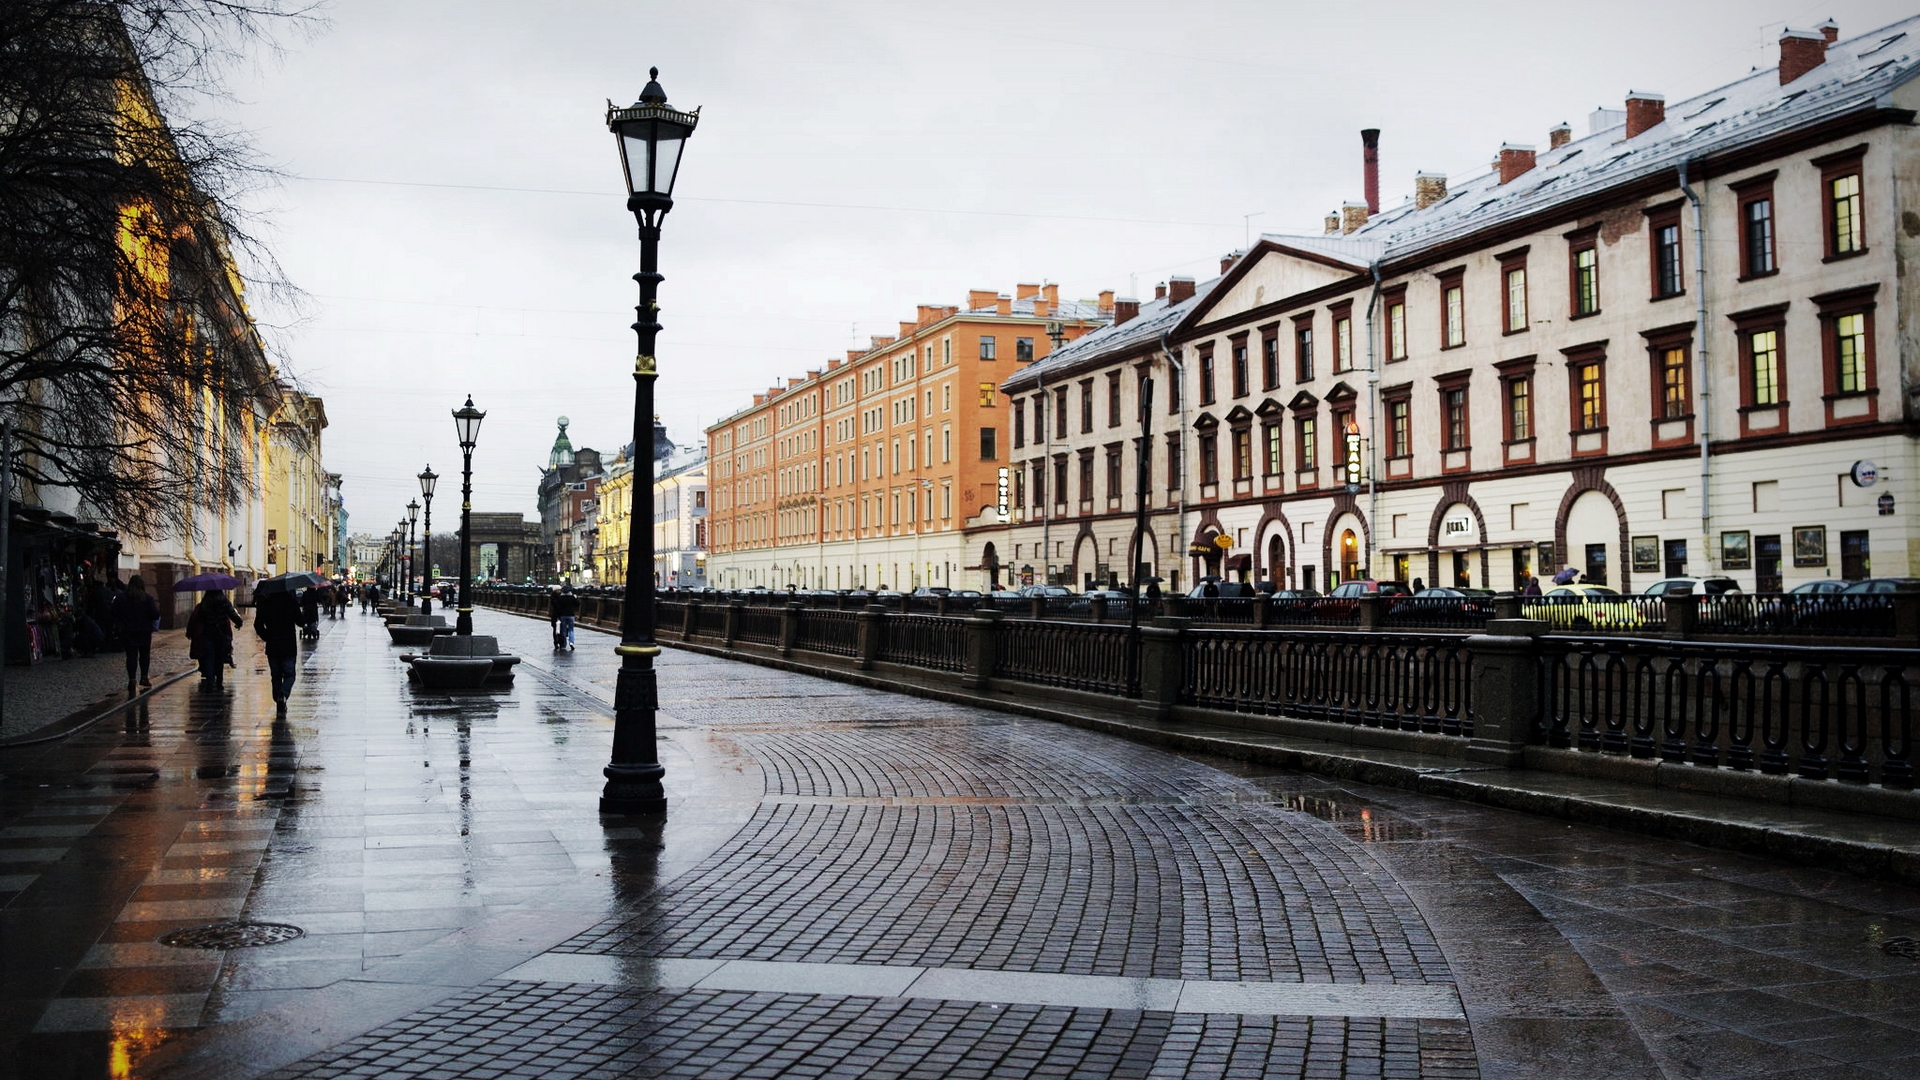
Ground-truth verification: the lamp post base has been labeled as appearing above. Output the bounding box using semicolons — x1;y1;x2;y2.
599;762;666;814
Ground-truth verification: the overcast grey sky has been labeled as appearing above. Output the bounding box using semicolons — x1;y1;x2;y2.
216;0;1918;525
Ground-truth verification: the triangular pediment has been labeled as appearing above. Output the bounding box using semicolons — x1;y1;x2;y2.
1180;240;1370;332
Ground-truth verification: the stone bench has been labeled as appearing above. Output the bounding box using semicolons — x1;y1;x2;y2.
403;633;520;686
387;614;453;647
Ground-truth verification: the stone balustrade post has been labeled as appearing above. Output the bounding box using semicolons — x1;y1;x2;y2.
1465;616;1548;765
682;595;698;642
1493;595;1522;621
936;595;950;616
780;602;802;657
724;601;743;649
1893;582;1920;641
856;605;886;670
1253;594;1273;630
1136;616;1190;722
1029;596;1046;620
1357;594;1386;631
1090;595;1108;624
1663;592;1699;640
963;610;1003;691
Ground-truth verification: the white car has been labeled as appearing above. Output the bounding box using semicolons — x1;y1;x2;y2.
1640;576;1742;596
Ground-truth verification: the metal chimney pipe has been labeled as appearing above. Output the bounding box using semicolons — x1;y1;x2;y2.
1361;129;1380;214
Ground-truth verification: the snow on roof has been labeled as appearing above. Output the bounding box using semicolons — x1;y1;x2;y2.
1003;278;1220;393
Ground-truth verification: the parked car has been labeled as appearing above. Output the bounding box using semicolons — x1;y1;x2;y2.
1524;584;1652;631
1840;577;1920;594
1640;576;1743;596
1312;580;1413;619
1186;581;1260;599
1789;579;1851;595
1397;586;1495;624
1069;588;1134;615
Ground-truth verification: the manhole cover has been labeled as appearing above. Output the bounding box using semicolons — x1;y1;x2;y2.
160;922;304;950
1881;937;1920;960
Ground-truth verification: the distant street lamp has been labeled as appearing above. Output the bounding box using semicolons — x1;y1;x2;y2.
418;466;438;616
452;396;486;635
398;520;410;602
600;67;698;816
407;500;420;604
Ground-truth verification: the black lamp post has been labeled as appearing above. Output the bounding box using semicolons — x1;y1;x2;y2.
399;520;411;603
452;396;485;635
600;67;698;816
419;466;438;616
407;500;419;605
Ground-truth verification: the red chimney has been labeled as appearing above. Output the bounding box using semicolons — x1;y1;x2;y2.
1154;282;1167;300
1779;28;1828;84
1113;298;1140;325
1361;128;1380;214
1624;91;1665;138
1817;19;1838;44
1497;144;1536;185
1168;277;1196;304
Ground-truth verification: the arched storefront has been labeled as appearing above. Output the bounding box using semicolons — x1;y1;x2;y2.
1328;512;1367;587
1434;501;1482;589
1564;489;1622;588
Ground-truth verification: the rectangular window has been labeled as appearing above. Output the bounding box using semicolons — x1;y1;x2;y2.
1054;387;1068;439
1295;321;1314;381
1442;388;1468;450
1032;463;1045;508
1506;376;1532;441
1389;399;1410;457
1576;362;1604;431
979;336;997;360
1333;316;1353;373
1106;448;1121;498
1503;265;1528;333
1053;457;1068;505
1232;428;1252;481
979;427;996;460
1836;312;1867;393
1107;373;1121;427
1232;341;1249;397
1571;239;1600;316
1659;346;1689;418
1198;433;1219;485
1078;454;1093;504
978;382;995;407
1016;337;1034;363
1012;400;1025;448
1261;330;1280;388
1079;381;1093;433
1032;395;1046;443
1652;219;1684;298
1441;277;1464;348
942;426;950;462
1742;192;1776;277
1199;350;1216;404
1830;172;1863;256
1749;329;1780;406
1386;296;1407;360
1263;423;1281;475
1297;417;1317;469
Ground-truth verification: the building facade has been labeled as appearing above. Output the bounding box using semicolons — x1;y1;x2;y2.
264;388;332;579
534;417;603;584
705;284;1111;590
654;449;707;588
976;18;1920;596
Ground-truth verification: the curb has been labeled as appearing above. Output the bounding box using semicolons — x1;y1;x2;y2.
0;666;199;748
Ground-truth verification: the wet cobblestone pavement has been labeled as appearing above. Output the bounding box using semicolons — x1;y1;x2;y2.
1;608;1918;1078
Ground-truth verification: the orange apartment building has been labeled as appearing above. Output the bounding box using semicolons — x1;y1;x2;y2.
707;284;1111;590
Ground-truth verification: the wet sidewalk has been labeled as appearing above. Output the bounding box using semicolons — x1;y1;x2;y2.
0;609;1916;1079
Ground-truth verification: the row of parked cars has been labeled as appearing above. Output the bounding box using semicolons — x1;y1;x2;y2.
1522;574;1919;632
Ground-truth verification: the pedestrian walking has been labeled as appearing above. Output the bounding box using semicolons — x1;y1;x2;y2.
299;587;320;640
186;589;244;688
110;574;160;694
1522;574;1542;597
255;589;300;713
549;585;579;651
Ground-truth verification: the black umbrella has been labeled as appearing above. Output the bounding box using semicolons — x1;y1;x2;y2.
254;570;325;597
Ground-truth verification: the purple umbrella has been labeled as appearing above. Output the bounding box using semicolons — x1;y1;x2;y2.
173;572;241;592
1552;567;1580;585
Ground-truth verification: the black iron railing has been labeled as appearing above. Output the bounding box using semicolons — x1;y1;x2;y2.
1183;629;1474;736
795;608;860;657
877;614;966;672
994;619;1134;696
1541;635;1915;787
736;606;782;647
694;602;728;639
1383;597;1491;631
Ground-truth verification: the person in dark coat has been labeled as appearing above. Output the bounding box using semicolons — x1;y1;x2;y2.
110;575;160;694
549;585;580;651
187;590;244;688
298;587;320;640
1521;574;1543;597
255;590;300;712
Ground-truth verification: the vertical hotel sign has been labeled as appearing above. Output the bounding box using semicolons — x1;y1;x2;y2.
996;467;1010;518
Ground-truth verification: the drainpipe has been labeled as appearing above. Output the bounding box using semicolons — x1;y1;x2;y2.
1678;159;1712;572
1038;368;1050;586
1161;327;1187;589
1364;262;1383;576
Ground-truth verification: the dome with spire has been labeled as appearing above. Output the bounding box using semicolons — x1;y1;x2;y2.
548;416;575;469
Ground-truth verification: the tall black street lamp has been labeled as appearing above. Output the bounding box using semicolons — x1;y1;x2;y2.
398;520;410;602
407;500;420;604
452;396;486;635
418;466;438;616
600;68;698;816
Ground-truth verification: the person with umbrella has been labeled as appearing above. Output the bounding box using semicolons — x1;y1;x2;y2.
253;571;321;712
186;589;244;688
